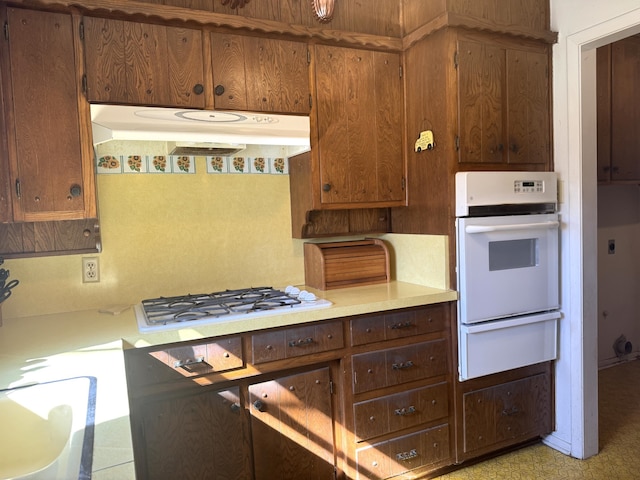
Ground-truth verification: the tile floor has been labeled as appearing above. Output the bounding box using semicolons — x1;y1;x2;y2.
433;359;640;480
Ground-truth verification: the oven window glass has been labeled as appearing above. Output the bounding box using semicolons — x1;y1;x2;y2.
488;238;538;271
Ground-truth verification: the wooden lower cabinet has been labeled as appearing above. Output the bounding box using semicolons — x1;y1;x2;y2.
457;363;553;460
138;386;252;480
249;367;336;480
124;303;551;479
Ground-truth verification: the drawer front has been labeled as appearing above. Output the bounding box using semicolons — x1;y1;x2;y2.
350;314;386;346
386;304;447;340
352;340;448;394
462;372;552;453
158;337;244;377
355;424;450;480
252;321;344;365
353;382;449;441
351;305;448;346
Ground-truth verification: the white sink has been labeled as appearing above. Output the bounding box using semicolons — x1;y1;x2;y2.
0;376;96;480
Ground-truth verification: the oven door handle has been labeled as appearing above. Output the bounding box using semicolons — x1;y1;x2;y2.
465;220;559;234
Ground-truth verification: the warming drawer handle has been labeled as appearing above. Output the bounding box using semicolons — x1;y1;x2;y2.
465;221;559;234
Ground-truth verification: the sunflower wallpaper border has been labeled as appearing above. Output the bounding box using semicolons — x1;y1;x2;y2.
96;154;291;175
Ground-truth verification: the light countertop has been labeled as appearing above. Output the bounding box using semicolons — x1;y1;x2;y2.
124;281;457;348
0;281;456;479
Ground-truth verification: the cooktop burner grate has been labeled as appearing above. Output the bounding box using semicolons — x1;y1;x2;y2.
136;286;332;332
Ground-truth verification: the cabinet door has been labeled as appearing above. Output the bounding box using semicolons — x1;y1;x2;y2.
139;386;251;480
610;35;640;181
314;45;404;206
457;39;550;167
211;33;310;114
84;17;205;107
457;40;505;164
3;8;95;221
249;367;336;480
505;48;550;165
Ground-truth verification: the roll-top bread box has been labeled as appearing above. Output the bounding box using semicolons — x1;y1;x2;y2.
304;239;390;290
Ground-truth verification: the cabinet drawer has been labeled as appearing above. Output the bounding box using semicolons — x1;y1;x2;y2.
353;382;449;442
355;424;450;480
462;372;552;453
125;337;244;387
153;337;244;377
252;321;344;364
352;340;448;394
351;305;447;346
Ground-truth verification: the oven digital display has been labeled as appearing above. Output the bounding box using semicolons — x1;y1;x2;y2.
514;180;544;193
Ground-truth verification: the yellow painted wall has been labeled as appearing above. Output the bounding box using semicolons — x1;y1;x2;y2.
1;156;449;319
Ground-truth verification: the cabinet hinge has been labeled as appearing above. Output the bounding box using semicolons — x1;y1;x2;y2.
399;64;403;79
402;177;406;190
82;74;87;95
333;467;338;480
3;22;8;41
455;135;460;151
15;179;21;199
307;48;311;65
454;50;459;68
309;93;313;109
79;21;84;40
329;380;334;395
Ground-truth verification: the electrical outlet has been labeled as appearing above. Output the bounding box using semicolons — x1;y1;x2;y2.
82;257;100;283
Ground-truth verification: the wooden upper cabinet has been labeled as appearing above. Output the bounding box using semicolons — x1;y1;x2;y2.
313;45;405;207
210;33;310;114
1;7;96;222
83;17;206;108
457;39;551;167
597;35;640;182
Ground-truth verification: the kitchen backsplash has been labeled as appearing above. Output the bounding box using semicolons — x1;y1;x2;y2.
95;142;302;175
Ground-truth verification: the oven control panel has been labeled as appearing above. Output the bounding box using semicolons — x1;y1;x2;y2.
514;180;545;193
455;171;558;217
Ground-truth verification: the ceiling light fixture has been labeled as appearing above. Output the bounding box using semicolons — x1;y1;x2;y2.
312;0;335;23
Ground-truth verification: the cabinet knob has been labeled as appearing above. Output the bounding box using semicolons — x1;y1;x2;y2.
69;184;82;197
322;183;332;192
253;399;265;412
230;402;241;413
192;83;204;95
214;85;225;96
83;229;91;238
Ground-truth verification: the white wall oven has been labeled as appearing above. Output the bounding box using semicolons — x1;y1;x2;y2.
456;172;561;381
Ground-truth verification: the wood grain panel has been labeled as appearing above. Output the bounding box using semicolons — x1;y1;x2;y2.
457;39;505;164
610;35;640;180
141;387;251;480
315;45;350;204
506;49;549;164
7;8;85;218
211;32;248;110
165;27;205;108
124;21;169;105
250;367;335;480
83;17;127;102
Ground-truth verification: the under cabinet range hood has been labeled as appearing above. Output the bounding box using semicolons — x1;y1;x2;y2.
90;104;311;154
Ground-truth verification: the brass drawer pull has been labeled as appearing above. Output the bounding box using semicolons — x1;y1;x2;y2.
502;407;520;416
289;337;315;347
396;449;418;461
173;356;211;374
394;406;416;416
389;321;414;329
392;360;414;370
